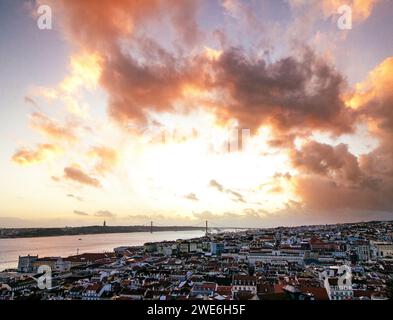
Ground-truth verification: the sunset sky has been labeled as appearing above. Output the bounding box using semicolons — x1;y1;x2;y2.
1;0;393;228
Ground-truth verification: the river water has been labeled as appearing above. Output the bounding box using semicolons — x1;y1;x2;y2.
0;230;205;271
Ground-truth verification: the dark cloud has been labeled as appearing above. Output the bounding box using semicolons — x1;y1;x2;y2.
95;210;116;218
45;0;207;126
209;179;224;192
73;210;89;216
291;139;393;214
293;175;393;213
48;0;357;138
101;48;207;124
289;57;393;216
169;0;203;47
184;193;199;201
209;179;246;203
291;141;362;182
33;0;393;223
226;189;246;203
24;96;39;108
214;47;356;134
63;166;101;188
67;194;84;202
100;45;356;137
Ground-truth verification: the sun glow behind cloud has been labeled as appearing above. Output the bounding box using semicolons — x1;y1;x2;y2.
3;0;393;227
115;110;298;216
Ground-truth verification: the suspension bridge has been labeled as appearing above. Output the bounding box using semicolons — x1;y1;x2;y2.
146;220;255;236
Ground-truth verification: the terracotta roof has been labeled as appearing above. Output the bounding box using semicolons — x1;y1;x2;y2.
193;282;217;291
65;253;115;263
274;284;285;293
301;287;329;300
86;283;102;293
216;285;232;296
353;290;374;298
233;275;257;281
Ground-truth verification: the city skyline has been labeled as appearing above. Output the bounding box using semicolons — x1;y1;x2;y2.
1;0;393;228
2;219;393;301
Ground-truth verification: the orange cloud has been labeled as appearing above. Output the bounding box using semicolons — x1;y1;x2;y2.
37;0;208;126
292;171;393;215
291;141;362;182
88;146;118;175
60;51;103;94
290;56;393;214
30;112;76;142
347;57;393;111
353;57;393;179
43;0;202;51
43;0;360;139
63;166;101;188
322;0;379;22
12;144;62;166
24;1;390;220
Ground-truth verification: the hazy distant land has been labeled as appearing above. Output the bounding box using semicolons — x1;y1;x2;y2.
0;225;205;239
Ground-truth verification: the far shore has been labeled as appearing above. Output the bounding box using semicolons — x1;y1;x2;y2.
0;225;205;239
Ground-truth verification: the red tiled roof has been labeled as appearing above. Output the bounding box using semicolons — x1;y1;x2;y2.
301;287;329;300
353;290;374;298
86;283;102;293
274;284;285;293
201;282;217;290
65;253;115;263
216;286;232;296
233;275;257;281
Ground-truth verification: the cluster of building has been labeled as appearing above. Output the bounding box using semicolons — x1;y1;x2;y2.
1;220;393;300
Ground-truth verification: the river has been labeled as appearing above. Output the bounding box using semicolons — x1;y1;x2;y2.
0;230;205;271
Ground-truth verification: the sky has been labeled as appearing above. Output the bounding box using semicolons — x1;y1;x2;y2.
0;0;393;228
